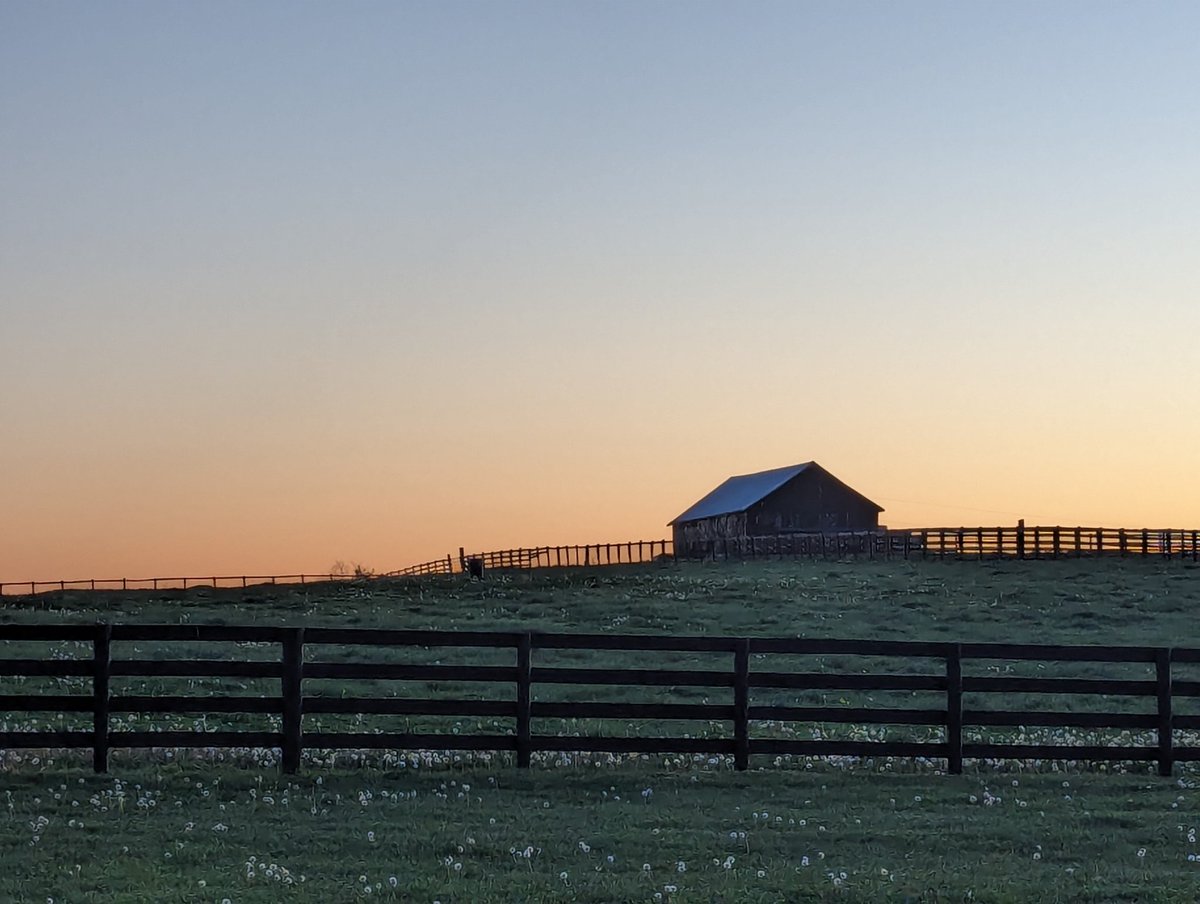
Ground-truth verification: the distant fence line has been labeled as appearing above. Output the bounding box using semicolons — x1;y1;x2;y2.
679;526;1200;563
388;540;674;577
4;526;1197;597
0;540;674;597
399;526;1200;576
2;622;1199;777
0;573;362;598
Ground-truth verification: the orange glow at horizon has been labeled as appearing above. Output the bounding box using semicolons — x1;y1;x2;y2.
4;421;1199;581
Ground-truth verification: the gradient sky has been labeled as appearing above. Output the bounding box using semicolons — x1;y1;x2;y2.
3;1;1199;580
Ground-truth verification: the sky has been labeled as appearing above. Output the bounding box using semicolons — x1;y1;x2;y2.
3;1;1199;580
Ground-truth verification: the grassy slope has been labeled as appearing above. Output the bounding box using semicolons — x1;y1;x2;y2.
4;558;1200;902
5;557;1196;644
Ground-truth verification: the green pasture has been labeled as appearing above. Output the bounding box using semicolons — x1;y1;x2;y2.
3;556;1196;644
3;558;1200;901
4;761;1200;902
2;558;1199;744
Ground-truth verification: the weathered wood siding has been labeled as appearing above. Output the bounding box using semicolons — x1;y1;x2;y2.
745;468;880;533
673;513;747;555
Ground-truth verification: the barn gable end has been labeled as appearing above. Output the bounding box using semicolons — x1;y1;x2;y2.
670;462;883;557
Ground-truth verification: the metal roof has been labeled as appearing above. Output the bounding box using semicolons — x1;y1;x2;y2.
670;463;814;525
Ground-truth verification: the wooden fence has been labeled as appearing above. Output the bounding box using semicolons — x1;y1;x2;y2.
389;557;456;577
396;526;1200;578
387;540;674;578
6;526;1197;597
3;623;1200;777
0;539;673;596
678;525;1200;562
0;572;364;598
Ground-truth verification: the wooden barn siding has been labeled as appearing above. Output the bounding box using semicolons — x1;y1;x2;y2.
746;469;880;533
673;513;747;554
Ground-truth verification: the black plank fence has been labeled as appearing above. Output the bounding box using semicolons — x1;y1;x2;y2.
3;623;1200;777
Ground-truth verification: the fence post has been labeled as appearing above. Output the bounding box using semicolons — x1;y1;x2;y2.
1119;529;1127;556
946;643;962;775
281;628;304;775
1157;648;1174;777
1052;527;1061;558
517;633;532;768
1016;520;1025;559
734;639;750;771
93;623;112;774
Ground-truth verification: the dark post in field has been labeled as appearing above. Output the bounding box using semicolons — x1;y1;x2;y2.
516;633;532;768
945;643;963;775
733;638;750;771
1156;648;1174;777
281;628;304;774
93;622;112;773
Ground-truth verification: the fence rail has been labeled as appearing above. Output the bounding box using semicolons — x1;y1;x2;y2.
388;540;674;578
6;525;1198;596
1;623;1198;776
677;525;1200;562
0;572;365;598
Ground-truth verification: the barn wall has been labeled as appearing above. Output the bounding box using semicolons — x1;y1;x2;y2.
745;469;880;533
673;513;748;556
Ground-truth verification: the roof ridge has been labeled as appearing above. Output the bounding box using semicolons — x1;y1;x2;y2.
669;462;813;525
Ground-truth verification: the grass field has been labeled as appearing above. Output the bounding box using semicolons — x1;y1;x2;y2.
6;762;1200;902
4;557;1200;901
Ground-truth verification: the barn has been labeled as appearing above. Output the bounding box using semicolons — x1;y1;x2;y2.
670;462;884;557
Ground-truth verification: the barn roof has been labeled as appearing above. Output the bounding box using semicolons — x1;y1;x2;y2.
669;461;884;525
670;462;815;525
